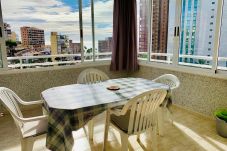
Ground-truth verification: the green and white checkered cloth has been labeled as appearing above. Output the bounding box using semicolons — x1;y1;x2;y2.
42;78;170;151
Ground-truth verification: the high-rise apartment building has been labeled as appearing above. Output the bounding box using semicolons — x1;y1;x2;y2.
180;0;199;63
98;37;112;52
50;32;70;55
152;0;169;57
20;26;45;51
139;0;169;59
138;0;148;52
180;0;217;64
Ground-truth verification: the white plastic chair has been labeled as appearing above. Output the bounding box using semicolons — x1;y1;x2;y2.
0;87;48;151
103;89;167;151
152;74;180;135
152;74;180;90
77;68;109;141
77;68;109;84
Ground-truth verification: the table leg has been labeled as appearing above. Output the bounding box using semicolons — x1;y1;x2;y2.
103;109;110;151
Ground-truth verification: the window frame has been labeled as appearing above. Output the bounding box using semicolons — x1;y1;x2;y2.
0;0;227;80
0;1;7;70
140;0;227;78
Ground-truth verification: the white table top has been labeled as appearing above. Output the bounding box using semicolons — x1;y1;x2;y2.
41;78;169;110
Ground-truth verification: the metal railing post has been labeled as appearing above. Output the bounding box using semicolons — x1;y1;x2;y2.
212;0;224;73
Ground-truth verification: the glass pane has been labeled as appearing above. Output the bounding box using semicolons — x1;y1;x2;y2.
82;0;93;61
166;0;176;63
2;0;81;69
138;0;149;60
179;0;217;68
218;2;227;70
94;0;113;60
151;0;171;63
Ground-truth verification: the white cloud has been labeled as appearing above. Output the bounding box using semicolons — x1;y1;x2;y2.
1;0;113;47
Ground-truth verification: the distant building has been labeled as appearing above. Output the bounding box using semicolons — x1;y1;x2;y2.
98;37;112;52
139;0;169;59
20;26;45;51
4;23;12;40
50;32;70;55
69;40;81;54
139;1;148;52
10;32;17;41
180;0;217;64
152;0;169;59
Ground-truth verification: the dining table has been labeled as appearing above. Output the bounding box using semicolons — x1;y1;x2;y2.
41;77;170;151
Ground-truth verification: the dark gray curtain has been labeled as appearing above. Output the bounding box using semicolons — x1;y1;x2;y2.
110;0;139;71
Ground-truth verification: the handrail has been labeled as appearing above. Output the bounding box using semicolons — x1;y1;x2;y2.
7;52;112;69
6;52;227;69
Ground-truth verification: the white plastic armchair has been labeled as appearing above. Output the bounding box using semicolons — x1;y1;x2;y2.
0;87;47;151
152;74;180;90
152;74;180;135
77;68;110;141
103;89;167;151
77;68;109;84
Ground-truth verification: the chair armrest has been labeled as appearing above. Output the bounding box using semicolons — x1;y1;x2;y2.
110;108;124;116
19;100;44;106
20;115;48;122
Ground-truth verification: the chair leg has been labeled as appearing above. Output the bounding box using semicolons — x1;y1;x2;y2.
166;107;173;125
88;120;94;141
21;137;35;151
136;134;140;142
151;126;158;151
42;106;48;115
120;132;128;151
103;110;110;151
157;107;164;136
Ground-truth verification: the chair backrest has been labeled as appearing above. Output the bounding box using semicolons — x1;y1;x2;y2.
153;74;180;90
121;89;167;135
0;87;24;132
77;68;109;84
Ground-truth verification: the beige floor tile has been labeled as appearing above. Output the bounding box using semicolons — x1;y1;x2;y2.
0;105;227;151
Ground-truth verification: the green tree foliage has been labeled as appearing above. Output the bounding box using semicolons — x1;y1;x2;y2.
5;40;17;57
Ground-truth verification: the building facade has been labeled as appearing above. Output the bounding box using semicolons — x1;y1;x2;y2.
50;32;70;55
20;26;45;51
98;37;112;52
138;0;148;52
69;40;81;54
4;23;11;40
180;0;217;64
139;0;169;59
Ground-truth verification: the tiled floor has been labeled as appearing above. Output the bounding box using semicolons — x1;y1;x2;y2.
0;105;227;151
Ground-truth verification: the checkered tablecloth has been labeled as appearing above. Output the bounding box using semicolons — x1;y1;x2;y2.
41;78;170;151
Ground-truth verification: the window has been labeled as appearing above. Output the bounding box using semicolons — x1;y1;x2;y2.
137;0;149;60
94;0;113;60
137;0;175;63
218;1;227;70
82;0;93;61
0;0;113;69
179;0;218;68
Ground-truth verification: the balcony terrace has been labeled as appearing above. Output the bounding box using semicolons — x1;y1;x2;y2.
1;0;227;150
0;62;227;151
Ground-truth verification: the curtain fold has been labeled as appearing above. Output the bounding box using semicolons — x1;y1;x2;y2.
110;0;139;72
